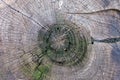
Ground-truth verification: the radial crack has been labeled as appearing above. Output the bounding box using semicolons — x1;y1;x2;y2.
66;8;120;15
92;37;120;43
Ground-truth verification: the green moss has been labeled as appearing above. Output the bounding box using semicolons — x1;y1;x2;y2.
33;65;51;80
33;70;43;80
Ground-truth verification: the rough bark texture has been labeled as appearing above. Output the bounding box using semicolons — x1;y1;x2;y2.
0;0;120;80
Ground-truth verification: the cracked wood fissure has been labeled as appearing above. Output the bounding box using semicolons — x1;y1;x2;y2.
91;37;120;44
66;8;120;15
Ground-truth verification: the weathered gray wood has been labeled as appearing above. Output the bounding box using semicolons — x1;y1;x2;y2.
0;0;120;80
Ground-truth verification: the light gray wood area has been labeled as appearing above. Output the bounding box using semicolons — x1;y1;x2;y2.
0;0;120;80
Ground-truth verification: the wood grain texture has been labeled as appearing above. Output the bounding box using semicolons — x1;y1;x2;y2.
0;0;120;80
